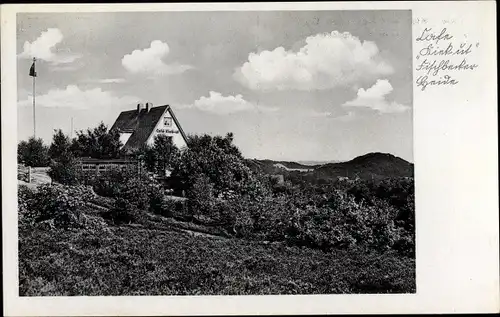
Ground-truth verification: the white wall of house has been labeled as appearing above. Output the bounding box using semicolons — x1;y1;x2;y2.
119;132;133;148
145;108;188;150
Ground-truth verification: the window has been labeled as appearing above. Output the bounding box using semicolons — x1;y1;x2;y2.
164;117;172;127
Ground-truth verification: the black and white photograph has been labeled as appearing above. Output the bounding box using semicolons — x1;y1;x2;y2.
14;9;416;296
3;2;499;315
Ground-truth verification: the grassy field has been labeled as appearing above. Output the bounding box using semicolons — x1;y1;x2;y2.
19;208;415;296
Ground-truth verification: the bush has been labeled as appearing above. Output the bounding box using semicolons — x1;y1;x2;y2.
120;177;151;211
347;177;414;214
109;198;141;225
147;182;175;217
18;223;415;296
18;185;36;226
170;133;254;195
93;171;169;223
186;174;217;219
83;168;136;198
289;190;403;251
193;187;408;253
143;135;180;175
348;251;416;293
48;157;80;185
18;137;50;167
79;168;159;205
75;168;173;222
18;184;95;229
48;129;73;162
70;122;123;159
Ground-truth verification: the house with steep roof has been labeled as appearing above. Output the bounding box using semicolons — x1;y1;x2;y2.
110;103;189;153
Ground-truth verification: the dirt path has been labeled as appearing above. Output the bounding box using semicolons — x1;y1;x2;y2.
86;199;227;240
121;220;227;240
19;171;224;240
18;167;52;188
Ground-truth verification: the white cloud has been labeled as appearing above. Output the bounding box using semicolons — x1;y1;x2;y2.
97;78;126;84
342;79;409;113
335;111;356;121
309;110;333;117
122;40;193;76
187;91;278;115
235;31;393;91
18;28;82;65
51;63;84;72
17;85;139;110
308;110;355;121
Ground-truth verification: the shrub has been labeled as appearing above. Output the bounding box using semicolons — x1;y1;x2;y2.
148;183;175;217
48;157;80;185
120;177;151;211
109;198;141;224
147;135;180;175
170;133;254;195
186;174;217;219
18;137;50;167
297;191;402;251
18;184;95;229
207;188;407;253
18;185;36;226
47;129;81;186
96;171;167;223
392;232;415;257
83;168;136;198
346;177;414;213
79;168;158;205
395;192;415;232
70;122;123;159
48;129;72;162
348;251;416;293
171;200;190;219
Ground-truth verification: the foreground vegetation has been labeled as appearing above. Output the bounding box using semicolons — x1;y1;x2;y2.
18;125;415;295
19;194;415;296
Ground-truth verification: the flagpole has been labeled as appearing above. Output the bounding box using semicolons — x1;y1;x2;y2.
32;57;36;138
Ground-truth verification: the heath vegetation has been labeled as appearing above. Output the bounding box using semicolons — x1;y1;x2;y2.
18;125;415;295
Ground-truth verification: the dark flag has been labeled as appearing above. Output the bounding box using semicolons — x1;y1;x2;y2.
29;61;37;77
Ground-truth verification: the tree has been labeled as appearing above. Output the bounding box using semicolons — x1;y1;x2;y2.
17;137;50;167
70;122;123;159
152;135;180;175
138;135;180;175
47;130;79;185
170;132;253;194
48;129;72;161
187;132;242;158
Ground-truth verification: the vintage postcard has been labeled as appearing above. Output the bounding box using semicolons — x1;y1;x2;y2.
1;1;498;316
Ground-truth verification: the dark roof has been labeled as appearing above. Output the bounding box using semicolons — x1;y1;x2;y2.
110;105;189;151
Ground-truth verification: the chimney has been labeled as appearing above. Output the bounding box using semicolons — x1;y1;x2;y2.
146;102;152;113
137;103;143;114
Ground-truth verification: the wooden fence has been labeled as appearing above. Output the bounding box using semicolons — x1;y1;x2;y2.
18;164;31;183
76;158;141;176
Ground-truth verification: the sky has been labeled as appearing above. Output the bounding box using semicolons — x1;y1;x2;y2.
16;10;413;162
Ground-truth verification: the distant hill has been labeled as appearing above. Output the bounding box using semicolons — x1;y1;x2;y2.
297;160;343;166
247;152;413;180
246;159;316;174
313;152;413;180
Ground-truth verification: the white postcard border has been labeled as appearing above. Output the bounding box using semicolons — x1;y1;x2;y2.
2;1;498;315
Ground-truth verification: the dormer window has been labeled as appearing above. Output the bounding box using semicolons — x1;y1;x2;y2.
164;117;172;127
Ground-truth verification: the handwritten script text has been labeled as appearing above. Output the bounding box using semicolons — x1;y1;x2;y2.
415;27;479;91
